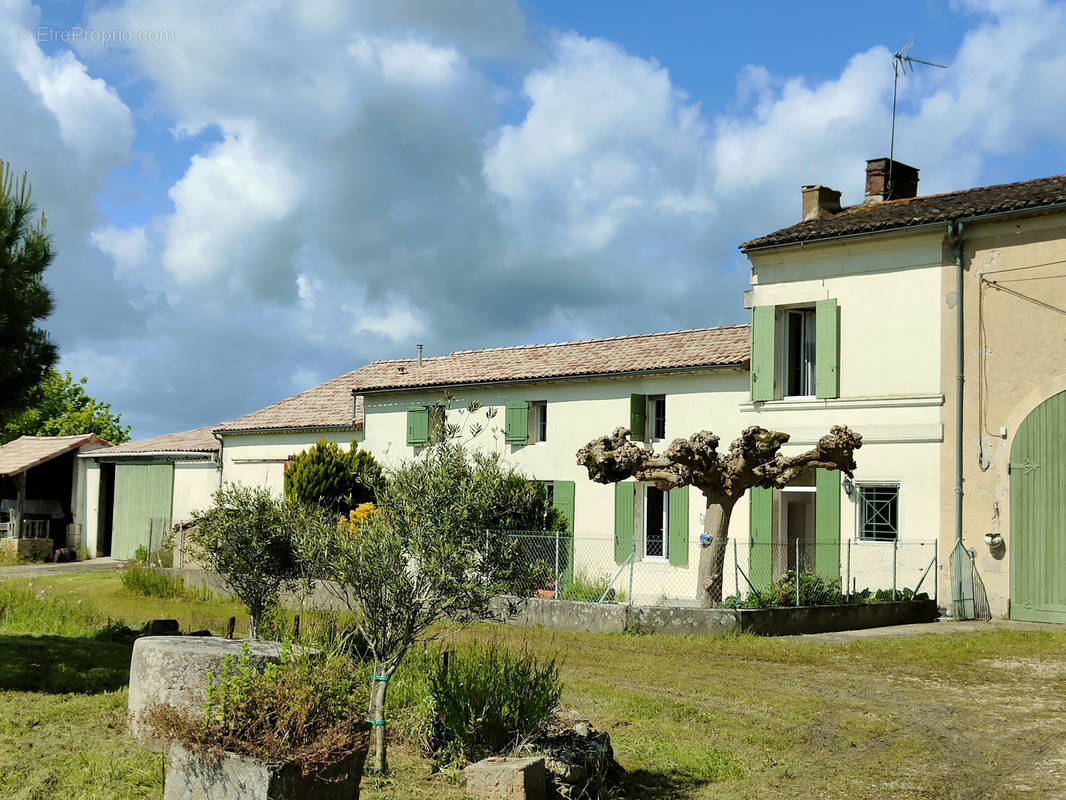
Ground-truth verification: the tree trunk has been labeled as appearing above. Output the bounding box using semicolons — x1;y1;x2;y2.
696;500;735;608
368;659;392;773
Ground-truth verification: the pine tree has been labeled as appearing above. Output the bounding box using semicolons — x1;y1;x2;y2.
0;161;57;425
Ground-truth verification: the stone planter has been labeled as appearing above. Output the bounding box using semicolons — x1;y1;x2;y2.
128;637;290;741
164;736;370;800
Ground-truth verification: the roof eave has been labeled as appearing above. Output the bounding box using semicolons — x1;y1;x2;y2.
741;199;1066;253
214;423;363;437
354;361;750;395
81;450;218;460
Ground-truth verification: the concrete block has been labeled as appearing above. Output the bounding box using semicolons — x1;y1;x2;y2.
164;741;366;800
128;636;287;741
1;537;53;561
464;756;547;800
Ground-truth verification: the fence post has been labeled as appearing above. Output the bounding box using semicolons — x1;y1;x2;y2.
892;541;898;601
795;538;801;606
628;538;635;607
934;539;939;605
733;538;740;603
845;539;851;603
553;530;560;600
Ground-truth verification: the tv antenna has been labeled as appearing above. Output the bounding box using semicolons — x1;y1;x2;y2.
889;42;947;194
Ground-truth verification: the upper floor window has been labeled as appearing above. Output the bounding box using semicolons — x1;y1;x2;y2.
505;400;547;445
648;395;666;440
750;299;838;402
784;308;816;397
531;401;547;443
629;393;665;443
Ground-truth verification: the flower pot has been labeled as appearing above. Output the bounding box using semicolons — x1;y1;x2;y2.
163;732;370;800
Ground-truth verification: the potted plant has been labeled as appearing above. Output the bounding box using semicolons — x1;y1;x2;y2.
144;644;370;799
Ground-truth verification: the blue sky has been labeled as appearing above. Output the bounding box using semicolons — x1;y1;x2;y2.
3;0;1066;439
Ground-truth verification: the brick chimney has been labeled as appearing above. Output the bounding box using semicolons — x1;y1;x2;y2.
864;158;919;203
801;185;842;221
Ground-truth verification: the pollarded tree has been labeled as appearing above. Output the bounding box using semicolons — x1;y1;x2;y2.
0;161;57;425
577;425;862;607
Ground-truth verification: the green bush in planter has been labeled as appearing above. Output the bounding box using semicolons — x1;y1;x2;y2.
145;644;369;772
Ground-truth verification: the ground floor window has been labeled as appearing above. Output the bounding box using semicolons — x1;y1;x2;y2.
642;485;669;559
856;483;899;541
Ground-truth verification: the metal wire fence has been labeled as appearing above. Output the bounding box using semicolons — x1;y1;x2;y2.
494;531;938;609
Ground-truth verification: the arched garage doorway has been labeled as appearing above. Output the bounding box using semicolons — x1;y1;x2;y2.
1011;389;1066;623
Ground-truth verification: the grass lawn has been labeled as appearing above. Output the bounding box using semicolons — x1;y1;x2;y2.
2;570;1066;799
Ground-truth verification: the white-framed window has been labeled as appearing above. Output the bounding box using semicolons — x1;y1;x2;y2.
647;395;666;440
530;401;548;443
783;307;816;397
642;485;669;560
856;483;899;542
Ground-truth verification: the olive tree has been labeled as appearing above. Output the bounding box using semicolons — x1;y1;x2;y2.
577;425;862;607
187;484;304;639
296;441;564;773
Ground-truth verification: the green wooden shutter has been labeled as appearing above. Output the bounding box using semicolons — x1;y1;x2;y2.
111;463;174;560
815;469;841;580
552;481;575;534
552;480;576;588
406;406;429;445
614;482;634;563
668;486;689;567
751;306;776;401
749;486;773;591
815;298;839;399
630;394;646;442
505;402;529;445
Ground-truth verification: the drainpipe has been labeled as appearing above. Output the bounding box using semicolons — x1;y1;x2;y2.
948;221;964;544
212;431;224;489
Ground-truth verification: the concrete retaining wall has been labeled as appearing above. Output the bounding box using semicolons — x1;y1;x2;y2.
495;596;937;636
162;567;936;637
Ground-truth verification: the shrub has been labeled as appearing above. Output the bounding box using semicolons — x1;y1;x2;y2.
284;439;383;516
560;571;625;603
423;642;561;766
120;563;185;599
119;563;213;601
723;573;918;608
144;644;368;771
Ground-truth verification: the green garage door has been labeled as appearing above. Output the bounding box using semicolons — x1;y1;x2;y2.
1011;389;1066;623
111;463;174;560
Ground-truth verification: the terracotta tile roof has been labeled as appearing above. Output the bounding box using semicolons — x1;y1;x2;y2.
741;173;1066;250
351;325;750;393
217;325;749;434
215;377;365;434
0;434;109;476
84;426;219;457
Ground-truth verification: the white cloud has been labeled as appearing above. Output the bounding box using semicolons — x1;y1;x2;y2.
349;35;462;85
91;225;148;277
352;303;425;342
13;46;133;168
162;132;303;292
